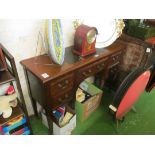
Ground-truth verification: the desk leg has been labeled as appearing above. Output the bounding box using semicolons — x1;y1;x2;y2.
44;107;53;134
31;97;38;117
94;71;105;89
23;67;38;117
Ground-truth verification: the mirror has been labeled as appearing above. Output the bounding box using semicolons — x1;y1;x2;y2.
74;19;125;48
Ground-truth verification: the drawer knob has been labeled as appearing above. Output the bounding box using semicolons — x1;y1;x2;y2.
97;65;101;69
58;98;62;102
88;69;92;73
97;64;104;70
58;83;62;88
62;86;67;89
65;94;69;98
101;63;105;67
82;72;87;76
65;80;69;84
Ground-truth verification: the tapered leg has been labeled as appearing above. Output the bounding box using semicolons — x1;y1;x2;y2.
44;107;53;134
23;67;38;117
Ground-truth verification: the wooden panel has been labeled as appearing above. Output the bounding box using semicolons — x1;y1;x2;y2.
27;70;46;106
76;57;108;81
0;71;14;85
49;73;74;96
108;51;122;68
0;105;24;126
49;90;74;110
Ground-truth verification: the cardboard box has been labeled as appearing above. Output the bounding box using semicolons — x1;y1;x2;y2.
53;115;76;135
76;81;103;122
41;106;76;135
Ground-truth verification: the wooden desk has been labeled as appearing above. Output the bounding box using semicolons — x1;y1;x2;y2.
20;41;125;134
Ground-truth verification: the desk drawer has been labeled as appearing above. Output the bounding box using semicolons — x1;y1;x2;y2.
77;58;108;80
49;73;74;96
50;91;74;109
109;51;122;67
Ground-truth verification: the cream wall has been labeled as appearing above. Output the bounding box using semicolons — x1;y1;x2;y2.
0;19;75;115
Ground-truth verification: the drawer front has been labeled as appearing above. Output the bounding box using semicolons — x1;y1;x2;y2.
109;51;122;67
50;90;74;109
49;73;74;96
109;65;118;74
77;58;108;80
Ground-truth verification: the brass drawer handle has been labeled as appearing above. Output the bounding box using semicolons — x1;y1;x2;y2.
65;94;69;98
58;98;62;102
82;70;91;76
58;84;67;89
97;63;104;70
58;80;69;88
88;69;92;73
62;86;67;89
82;72;87;76
97;65;101;69
101;63;105;67
58;83;62;88
65;80;69;84
58;94;70;102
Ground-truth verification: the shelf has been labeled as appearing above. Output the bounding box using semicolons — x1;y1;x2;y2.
0;71;14;85
0;105;24;126
0;44;32;134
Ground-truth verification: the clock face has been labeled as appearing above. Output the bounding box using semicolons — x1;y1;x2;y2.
86;29;97;44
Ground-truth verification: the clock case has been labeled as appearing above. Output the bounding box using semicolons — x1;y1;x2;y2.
73;24;98;57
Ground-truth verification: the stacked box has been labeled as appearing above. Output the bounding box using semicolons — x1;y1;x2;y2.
41;105;76;135
76;81;103;122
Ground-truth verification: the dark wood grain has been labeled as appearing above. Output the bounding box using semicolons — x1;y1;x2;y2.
0;71;14;85
0;44;33;134
0;105;24;126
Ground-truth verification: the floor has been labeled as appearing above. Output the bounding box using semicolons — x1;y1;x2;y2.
30;88;155;135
